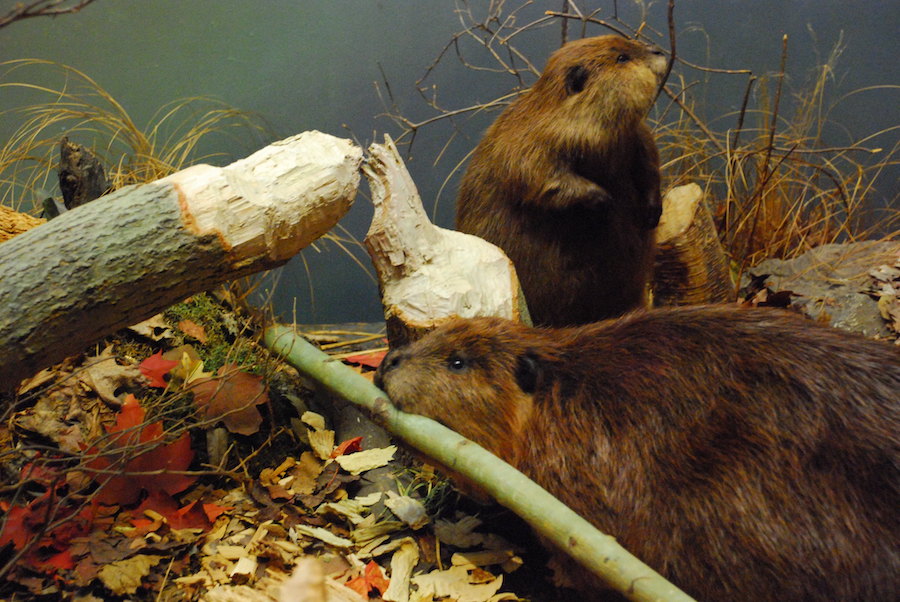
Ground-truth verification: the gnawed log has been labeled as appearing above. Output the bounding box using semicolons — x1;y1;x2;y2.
363;135;529;348
0;130;362;390
652;183;732;306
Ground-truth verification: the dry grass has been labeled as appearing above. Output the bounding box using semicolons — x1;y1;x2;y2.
0;58;268;211
656;40;899;275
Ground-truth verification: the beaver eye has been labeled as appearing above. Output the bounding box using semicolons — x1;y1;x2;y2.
447;354;469;373
616;53;630;63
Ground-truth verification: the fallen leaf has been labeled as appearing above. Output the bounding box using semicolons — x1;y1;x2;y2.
292;525;353;548
97;554;165;595
342;350;387;369
334;446;397;475
84;395;195;505
308;428;335;461
331;436;363;458
178;319;208;343
384;492;429;529
203;503;232;523
128;314;174;341
411;564;503;602
191;365;269;436
382;538;419;602
139;352;179;388
80;347;141;405
346;560;390;597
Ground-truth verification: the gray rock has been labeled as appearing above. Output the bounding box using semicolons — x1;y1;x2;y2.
744;240;899;339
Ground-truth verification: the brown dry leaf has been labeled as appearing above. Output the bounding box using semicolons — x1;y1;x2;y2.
16;366;59;395
279;557;326;602
382;538;419;602
81;347;141;405
97;554;165;595
178;318;209;343
288;452;324;496
192;365;269;435
13;393;86;454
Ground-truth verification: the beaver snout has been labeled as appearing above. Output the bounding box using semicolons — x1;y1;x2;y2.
374;347;407;389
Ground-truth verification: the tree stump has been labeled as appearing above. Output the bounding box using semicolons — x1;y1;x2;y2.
363;135;529;348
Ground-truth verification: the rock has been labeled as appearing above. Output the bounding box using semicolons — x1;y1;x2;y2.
743;241;900;340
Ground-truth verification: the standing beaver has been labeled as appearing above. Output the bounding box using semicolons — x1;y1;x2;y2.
375;306;900;601
456;35;667;327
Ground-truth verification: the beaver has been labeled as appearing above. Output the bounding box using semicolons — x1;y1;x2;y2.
456;35;667;327
375;306;900;601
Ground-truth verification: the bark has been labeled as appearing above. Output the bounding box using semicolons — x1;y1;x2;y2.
263;325;696;602
363;135;529;348
653;183;733;306
59;137;109;209
0;130;362;390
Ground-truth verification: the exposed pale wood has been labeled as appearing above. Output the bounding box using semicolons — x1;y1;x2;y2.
652;183;732;306
0;130;362;389
363;135;529;348
0;205;45;243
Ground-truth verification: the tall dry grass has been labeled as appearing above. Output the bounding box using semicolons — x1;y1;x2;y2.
656;40;899;274
0;58;268;211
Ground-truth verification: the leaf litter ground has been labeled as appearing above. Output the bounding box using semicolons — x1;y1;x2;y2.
0;290;564;601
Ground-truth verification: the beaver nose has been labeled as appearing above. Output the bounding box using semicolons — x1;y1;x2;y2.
374;348;405;389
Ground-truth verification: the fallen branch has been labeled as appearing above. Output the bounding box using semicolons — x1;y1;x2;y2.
263;325;696;602
0;130;362;390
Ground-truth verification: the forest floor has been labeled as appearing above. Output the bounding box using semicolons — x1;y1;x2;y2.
0;289;566;602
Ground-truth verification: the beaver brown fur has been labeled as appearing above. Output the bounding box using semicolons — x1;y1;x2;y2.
456;35;667;327
375;306;900;601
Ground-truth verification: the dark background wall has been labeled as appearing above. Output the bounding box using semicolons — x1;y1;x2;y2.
2;1;897;323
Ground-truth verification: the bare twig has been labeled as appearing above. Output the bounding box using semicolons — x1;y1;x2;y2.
0;0;98;29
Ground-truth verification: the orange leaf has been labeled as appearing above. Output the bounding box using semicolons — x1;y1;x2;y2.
177;319;208;343
346;561;391;596
202;502;232;523
139;352;179;388
365;560;390;594
191;365;269;435
343;350;387;369
331;436;363;458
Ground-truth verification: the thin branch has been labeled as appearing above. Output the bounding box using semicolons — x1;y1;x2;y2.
0;0;98;29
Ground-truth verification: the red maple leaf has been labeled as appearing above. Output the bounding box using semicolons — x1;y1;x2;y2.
139;352;179;388
346;560;391;596
84;395;195;505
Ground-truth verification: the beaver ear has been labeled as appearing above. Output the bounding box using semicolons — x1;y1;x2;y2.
514;351;541;394
564;65;589;95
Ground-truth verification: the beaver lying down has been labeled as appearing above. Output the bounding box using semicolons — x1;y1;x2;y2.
375;305;900;601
